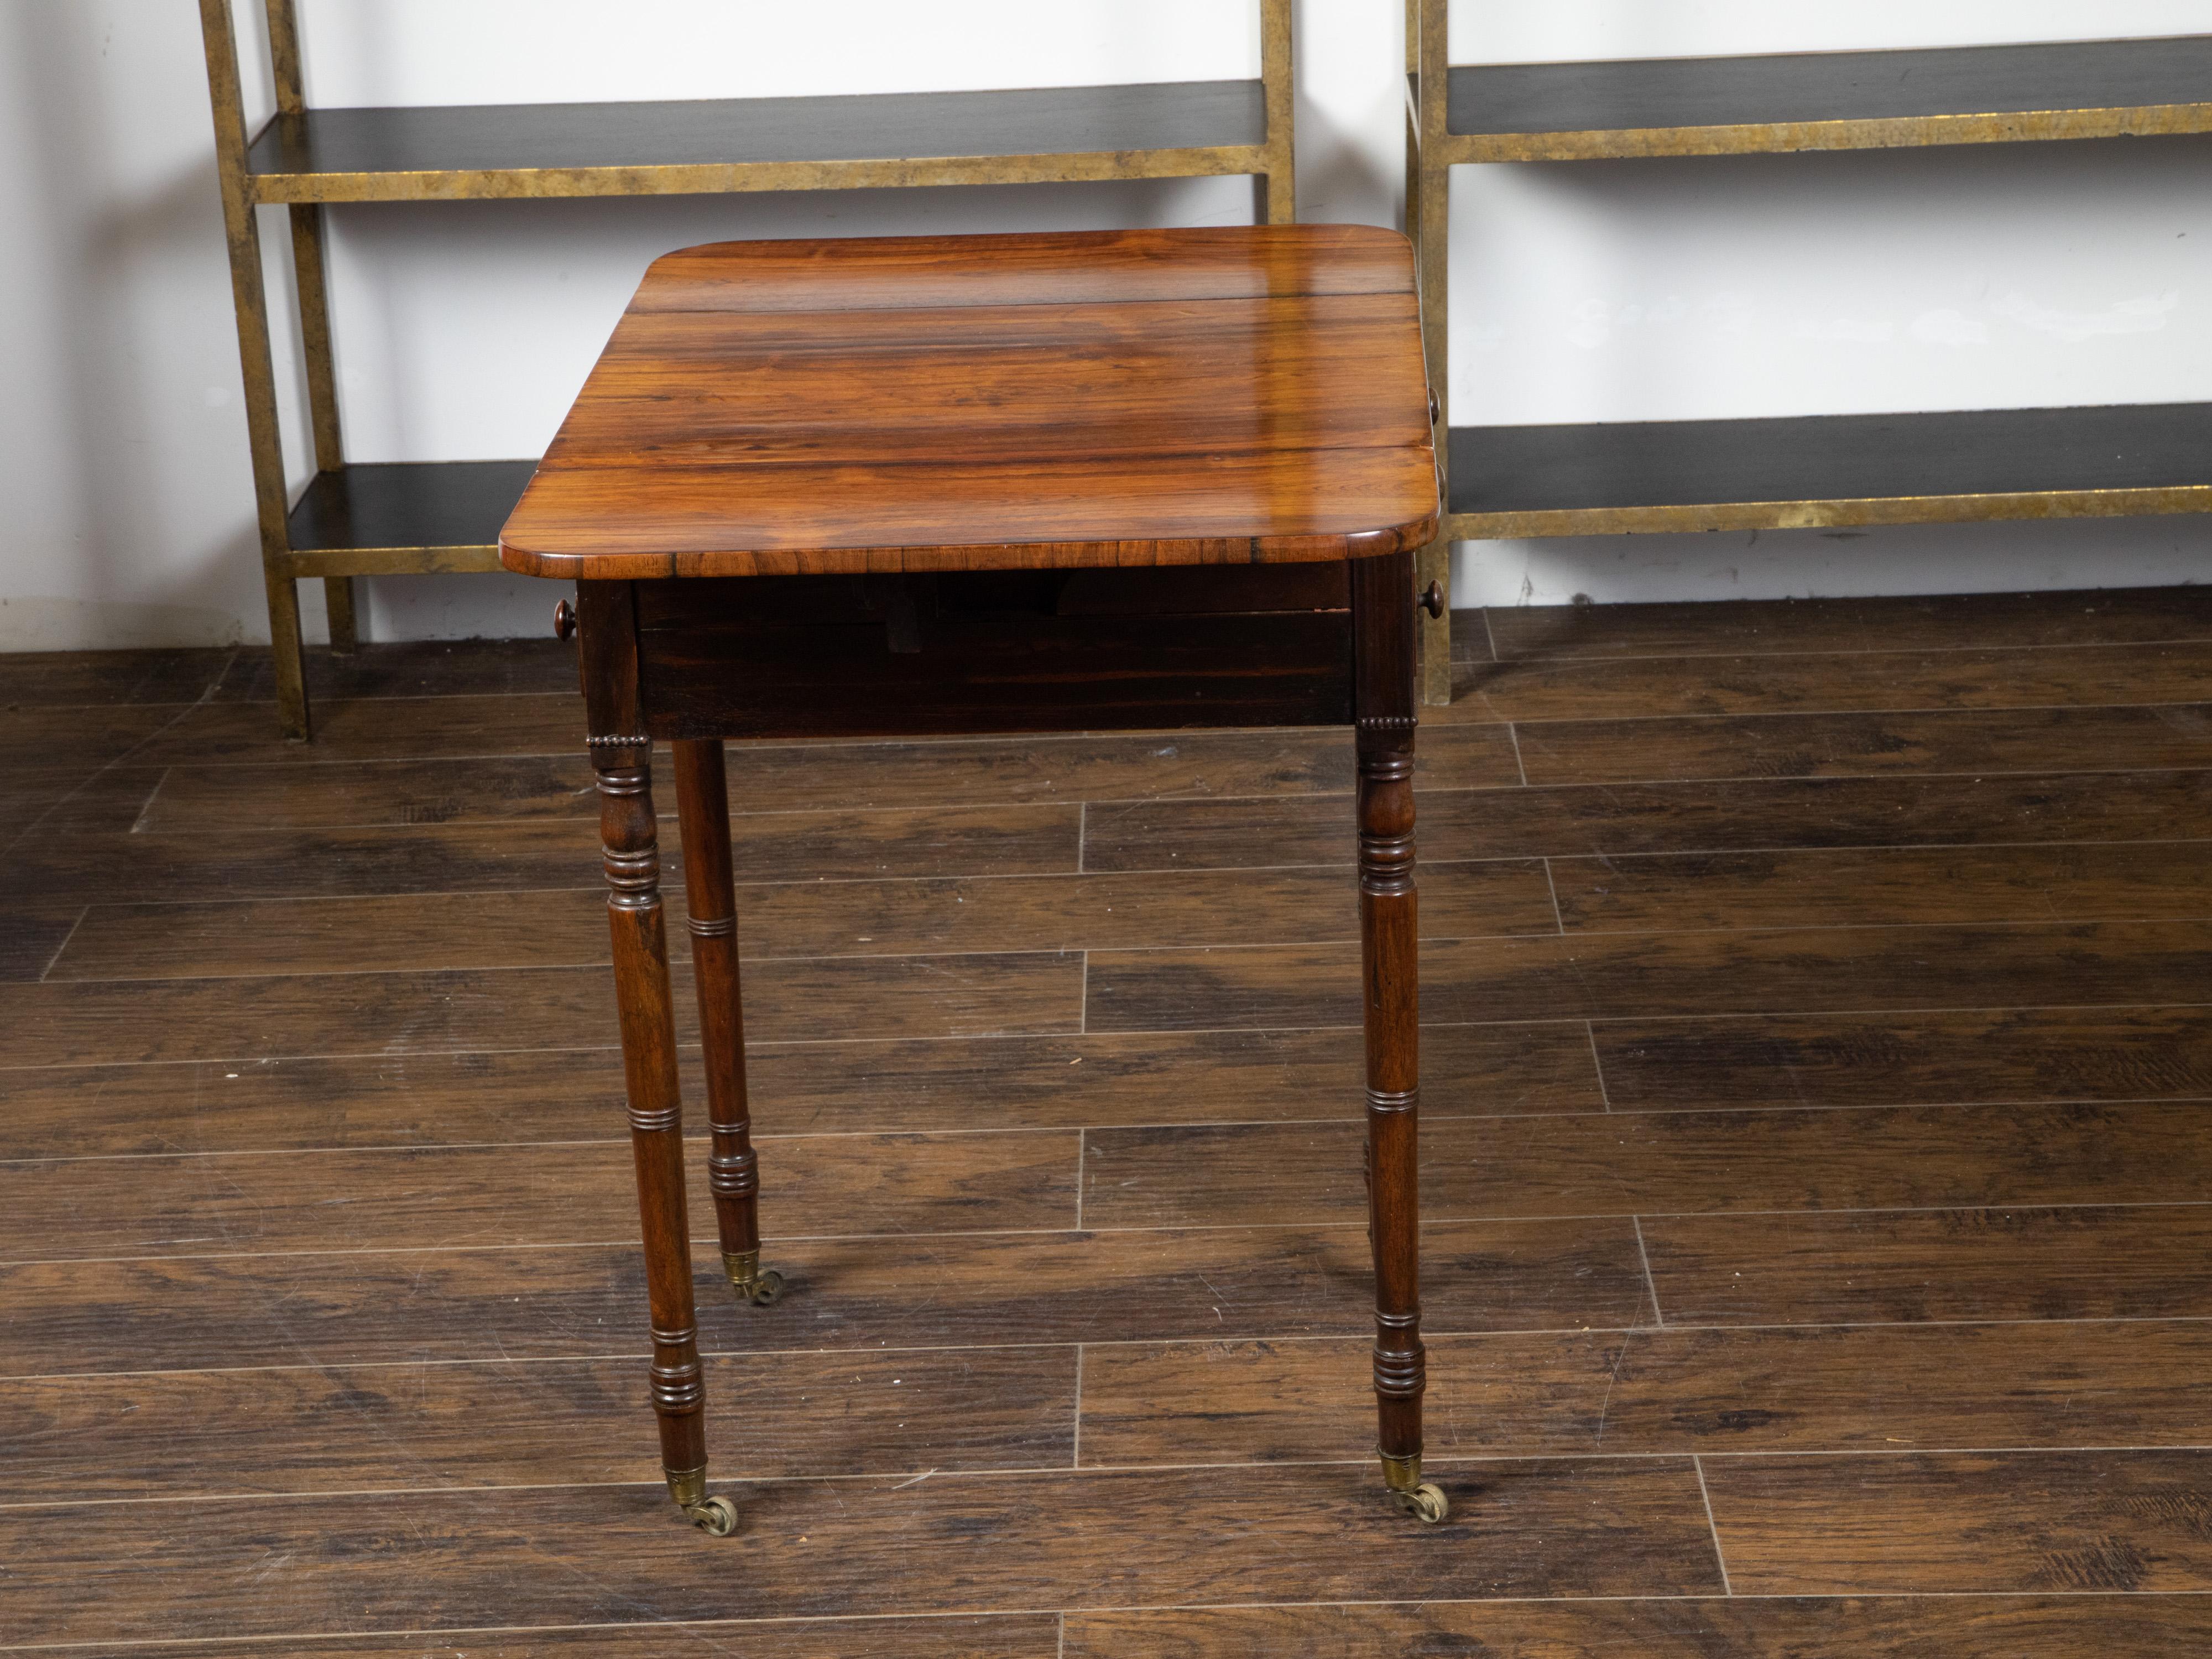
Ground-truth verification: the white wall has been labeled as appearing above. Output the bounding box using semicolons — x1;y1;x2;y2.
1449;0;2212;606
2;2;285;650
0;2;2206;649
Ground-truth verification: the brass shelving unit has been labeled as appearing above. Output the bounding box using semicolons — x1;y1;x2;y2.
200;0;1297;738
1405;14;2212;704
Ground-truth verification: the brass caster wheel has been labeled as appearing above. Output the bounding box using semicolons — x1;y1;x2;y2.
724;1250;785;1308
1391;1482;1449;1525
684;1495;738;1536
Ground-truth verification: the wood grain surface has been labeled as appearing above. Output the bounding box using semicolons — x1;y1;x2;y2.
54;1623;1062;1659
1074;1321;2212;1464
6;586;2210;1649
1068;1598;2212;1658
499;227;1438;576
0;1218;1653;1377
0;1021;1603;1158
2;1345;1079;1501
39;860;1557;981
2;1460;1720;1646
1702;1449;2212;1593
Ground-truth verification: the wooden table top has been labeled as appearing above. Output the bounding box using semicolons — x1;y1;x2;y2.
499;226;1438;580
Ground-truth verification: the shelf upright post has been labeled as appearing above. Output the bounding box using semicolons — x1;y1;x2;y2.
1404;0;1421;251
1257;0;1298;225
198;0;1301;738
199;0;313;739
264;0;358;654
1409;0;1453;703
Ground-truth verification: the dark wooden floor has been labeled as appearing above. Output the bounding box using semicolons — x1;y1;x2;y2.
5;587;2212;1653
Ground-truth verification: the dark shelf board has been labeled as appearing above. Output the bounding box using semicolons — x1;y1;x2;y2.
1445;402;2212;538
284;461;538;576
246;81;1269;202
1441;35;2212;161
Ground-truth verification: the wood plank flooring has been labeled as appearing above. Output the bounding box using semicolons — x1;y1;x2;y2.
4;585;2209;1652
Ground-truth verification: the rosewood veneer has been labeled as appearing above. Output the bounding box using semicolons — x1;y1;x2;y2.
501;224;1442;1532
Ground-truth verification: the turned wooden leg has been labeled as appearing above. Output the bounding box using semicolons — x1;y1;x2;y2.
672;738;782;1308
596;742;734;1536
1350;551;1445;1525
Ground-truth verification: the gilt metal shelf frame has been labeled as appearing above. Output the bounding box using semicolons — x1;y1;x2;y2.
201;0;1297;738
1405;7;2212;705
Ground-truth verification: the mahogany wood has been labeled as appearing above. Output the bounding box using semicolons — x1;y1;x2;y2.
634;567;1357;740
672;738;764;1276
626;225;1413;314
503;226;1440;1528
500;227;1436;577
1350;550;1425;1483
578;578;708;1496
594;743;707;1495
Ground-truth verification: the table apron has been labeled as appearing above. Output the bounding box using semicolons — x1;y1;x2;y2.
603;566;1363;742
